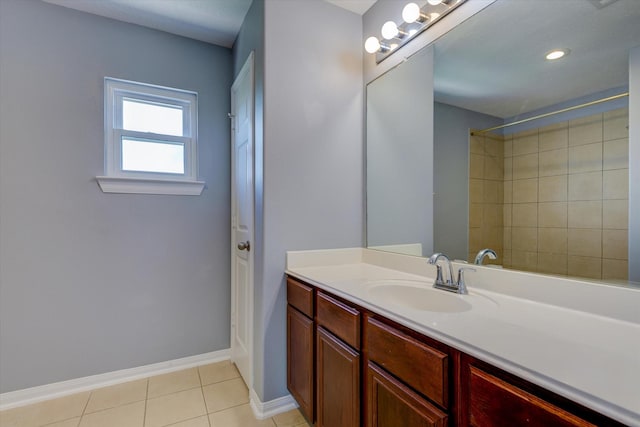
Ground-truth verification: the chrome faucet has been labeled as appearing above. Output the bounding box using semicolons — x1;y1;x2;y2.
428;252;455;287
474;248;497;265
428;253;472;294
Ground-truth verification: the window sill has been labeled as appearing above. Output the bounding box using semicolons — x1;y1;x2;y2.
96;176;205;195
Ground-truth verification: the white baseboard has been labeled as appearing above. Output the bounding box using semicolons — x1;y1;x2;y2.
249;388;298;420
0;349;230;411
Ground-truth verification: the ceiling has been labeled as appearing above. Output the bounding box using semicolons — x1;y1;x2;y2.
41;0;638;119
433;0;640;118
41;0;376;48
42;0;253;47
324;0;377;15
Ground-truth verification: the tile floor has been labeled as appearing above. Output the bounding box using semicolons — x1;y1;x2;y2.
0;361;311;427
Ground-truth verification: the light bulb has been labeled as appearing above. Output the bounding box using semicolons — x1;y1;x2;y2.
381;21;399;40
429;12;441;20
364;36;381;54
545;49;570;60
427;0;443;5
402;3;421;23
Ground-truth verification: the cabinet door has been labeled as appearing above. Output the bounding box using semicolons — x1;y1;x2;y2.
367;362;447;427
287;305;314;422
317;326;360;427
467;366;595;427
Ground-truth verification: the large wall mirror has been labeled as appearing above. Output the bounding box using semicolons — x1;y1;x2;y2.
366;0;639;284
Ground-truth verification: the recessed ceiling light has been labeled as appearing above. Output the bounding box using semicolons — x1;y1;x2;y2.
545;49;570;60
586;0;620;9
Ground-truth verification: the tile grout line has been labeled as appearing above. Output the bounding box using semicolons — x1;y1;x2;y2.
143;377;149;427
195;365;212;427
76;389;92;426
207;400;249;415
148;384;204;401
162;414;209;427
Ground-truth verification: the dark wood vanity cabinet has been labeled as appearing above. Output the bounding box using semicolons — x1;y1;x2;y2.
286;275;626;427
464;365;593;427
286;278;361;427
457;354;626;427
286;278;315;422
317;326;360;427
316;291;361;427
364;315;449;427
367;362;447;427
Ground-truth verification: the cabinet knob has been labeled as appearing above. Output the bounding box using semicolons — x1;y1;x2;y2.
237;241;251;251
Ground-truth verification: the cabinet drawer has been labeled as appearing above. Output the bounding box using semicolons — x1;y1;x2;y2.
316;291;360;350
287;277;314;318
468;366;596;427
366;317;448;408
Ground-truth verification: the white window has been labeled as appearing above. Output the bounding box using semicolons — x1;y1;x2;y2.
97;77;204;195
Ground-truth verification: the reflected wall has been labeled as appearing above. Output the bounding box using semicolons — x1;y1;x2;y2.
366;47;434;256
433;102;502;260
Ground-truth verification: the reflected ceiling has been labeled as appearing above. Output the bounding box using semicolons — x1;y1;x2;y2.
433;0;640;118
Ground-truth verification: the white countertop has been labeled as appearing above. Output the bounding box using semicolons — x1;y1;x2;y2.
286;248;640;426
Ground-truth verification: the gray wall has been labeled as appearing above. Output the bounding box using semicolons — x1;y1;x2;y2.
630;46;639;282
0;0;232;393
433;102;502;259
366;48;434;256
261;0;363;401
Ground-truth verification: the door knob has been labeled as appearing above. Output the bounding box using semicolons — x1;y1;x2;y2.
237;241;251;252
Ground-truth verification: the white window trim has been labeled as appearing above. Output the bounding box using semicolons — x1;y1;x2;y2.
97;77;205;195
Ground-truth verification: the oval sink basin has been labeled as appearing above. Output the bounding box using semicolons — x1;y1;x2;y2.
366;281;472;313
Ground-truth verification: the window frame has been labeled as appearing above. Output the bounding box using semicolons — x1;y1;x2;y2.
97;77;204;195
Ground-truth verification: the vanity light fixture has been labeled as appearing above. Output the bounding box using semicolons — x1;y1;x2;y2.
402;3;428;24
365;0;466;63
545;48;570;60
381;21;406;40
365;36;390;54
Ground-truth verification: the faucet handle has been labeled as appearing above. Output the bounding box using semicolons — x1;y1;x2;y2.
434;264;445;286
456;267;476;294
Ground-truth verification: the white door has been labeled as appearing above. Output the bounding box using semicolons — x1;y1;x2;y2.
230;52;254;387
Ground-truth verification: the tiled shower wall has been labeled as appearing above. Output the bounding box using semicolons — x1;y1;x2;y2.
468;133;504;265
469;107;629;280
